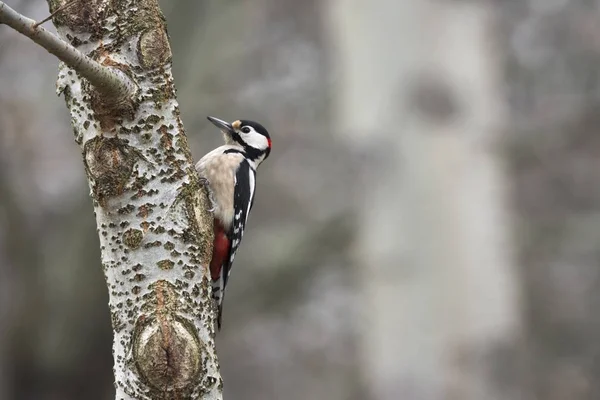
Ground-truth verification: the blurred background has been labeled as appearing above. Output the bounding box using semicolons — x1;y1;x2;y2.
1;0;600;399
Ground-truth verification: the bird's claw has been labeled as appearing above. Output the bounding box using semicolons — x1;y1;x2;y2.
207;190;217;212
199;177;210;187
199;177;217;212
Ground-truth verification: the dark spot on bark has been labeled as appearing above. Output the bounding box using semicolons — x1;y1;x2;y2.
159;125;174;151
118;204;136;214
408;73;460;124
157;260;175;270
184;270;195;280
123;229;144;249
137;203;155;218
143;240;162;249
111;310;126;333
146;115;161;125
70;36;84;47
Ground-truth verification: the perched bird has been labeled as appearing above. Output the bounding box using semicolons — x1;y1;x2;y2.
196;116;272;330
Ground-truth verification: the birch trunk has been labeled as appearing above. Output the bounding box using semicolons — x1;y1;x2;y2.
38;1;221;398
327;1;528;399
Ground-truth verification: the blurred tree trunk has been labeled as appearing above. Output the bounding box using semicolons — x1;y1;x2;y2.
0;176;10;400
0;214;11;400
326;1;529;399
0;0;223;398
0;167;42;400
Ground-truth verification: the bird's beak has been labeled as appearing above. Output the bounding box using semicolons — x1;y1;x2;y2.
207;116;235;134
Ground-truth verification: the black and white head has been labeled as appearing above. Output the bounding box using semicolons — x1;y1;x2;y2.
207;116;272;165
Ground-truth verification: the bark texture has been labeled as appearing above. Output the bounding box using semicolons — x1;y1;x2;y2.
42;1;222;398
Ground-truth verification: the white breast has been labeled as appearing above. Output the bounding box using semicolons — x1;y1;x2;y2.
195;146;245;229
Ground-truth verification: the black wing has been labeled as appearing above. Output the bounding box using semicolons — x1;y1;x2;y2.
216;159;256;328
224;159;255;285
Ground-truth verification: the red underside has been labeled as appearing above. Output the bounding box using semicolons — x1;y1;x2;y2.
210;220;230;281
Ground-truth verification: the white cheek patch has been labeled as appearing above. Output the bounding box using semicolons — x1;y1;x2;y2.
242;132;269;150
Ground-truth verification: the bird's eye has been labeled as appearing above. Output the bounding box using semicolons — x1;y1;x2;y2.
241;126;251;134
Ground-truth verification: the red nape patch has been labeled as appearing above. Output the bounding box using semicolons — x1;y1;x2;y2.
267;138;272;148
210;221;230;281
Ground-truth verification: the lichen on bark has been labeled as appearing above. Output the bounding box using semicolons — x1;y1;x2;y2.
46;0;223;398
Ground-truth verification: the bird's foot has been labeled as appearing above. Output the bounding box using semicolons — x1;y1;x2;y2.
199;178;217;212
199;177;210;187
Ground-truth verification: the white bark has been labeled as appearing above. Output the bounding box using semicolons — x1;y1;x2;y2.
327;1;527;399
2;1;222;399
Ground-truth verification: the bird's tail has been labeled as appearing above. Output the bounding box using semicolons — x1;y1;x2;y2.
217;297;224;331
211;278;225;331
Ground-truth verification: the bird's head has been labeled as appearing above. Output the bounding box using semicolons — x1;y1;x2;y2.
207;116;272;164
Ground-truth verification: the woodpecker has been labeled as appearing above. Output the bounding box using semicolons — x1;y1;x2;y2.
196;116;272;330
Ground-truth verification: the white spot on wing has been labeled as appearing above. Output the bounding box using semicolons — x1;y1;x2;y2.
233;219;242;234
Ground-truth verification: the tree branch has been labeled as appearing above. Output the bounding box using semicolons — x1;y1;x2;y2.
0;1;135;101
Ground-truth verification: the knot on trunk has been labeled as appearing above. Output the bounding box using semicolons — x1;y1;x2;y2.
86;63;137;127
139;27;171;70
132;280;204;395
133;315;202;394
84;136;135;205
